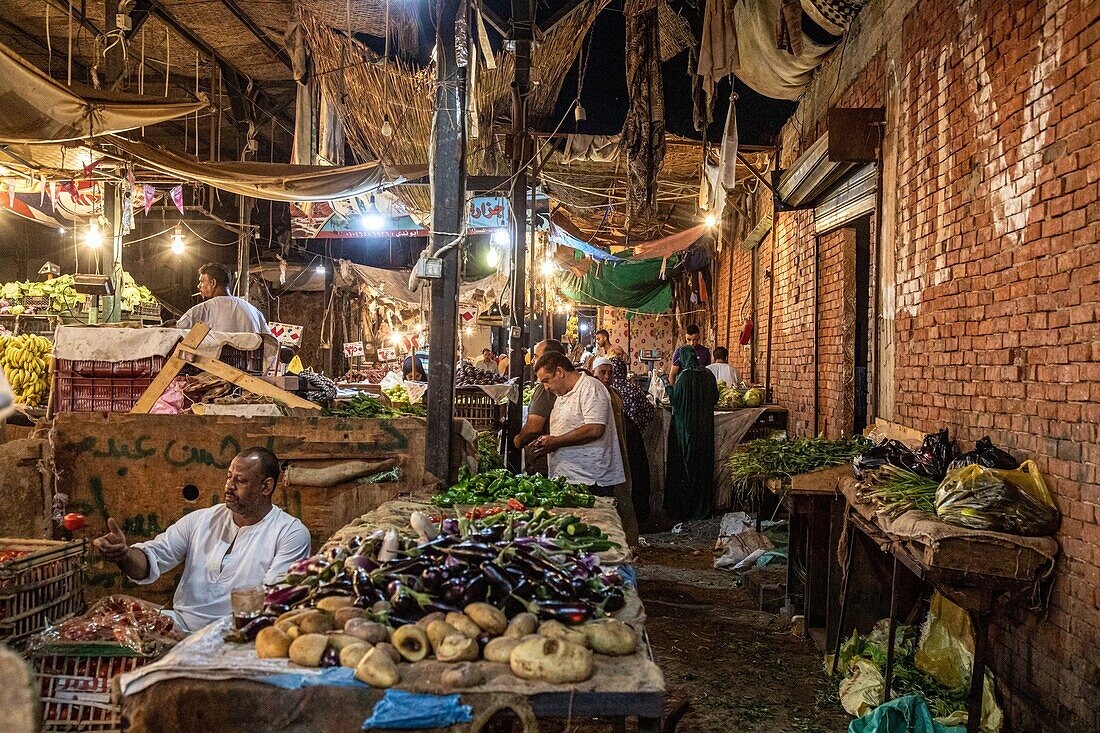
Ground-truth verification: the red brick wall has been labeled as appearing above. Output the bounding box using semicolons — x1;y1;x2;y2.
712;0;1099;728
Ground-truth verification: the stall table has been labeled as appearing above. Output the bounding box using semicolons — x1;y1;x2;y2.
116;499;668;732
830;474;1058;733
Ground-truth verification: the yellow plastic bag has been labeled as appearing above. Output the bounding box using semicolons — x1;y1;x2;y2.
935;461;1060;535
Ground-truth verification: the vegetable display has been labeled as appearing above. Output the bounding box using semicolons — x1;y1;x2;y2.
458;507;619;553
0;334;52;406
384;383;411;403
522;385;535;406
432;467;595;509
325;393;425;419
856;465;939;518
455;360;507;386
477;432;504;471
726;434;872;502
29;595;183;656
0;272;155;315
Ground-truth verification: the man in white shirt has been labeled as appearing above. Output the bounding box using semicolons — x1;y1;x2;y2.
93;447;311;635
176;263;271;334
530;351;626;493
473;348;497;372
706;346;742;386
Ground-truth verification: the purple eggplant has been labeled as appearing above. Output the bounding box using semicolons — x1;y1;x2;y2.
240;615;275;640
443;578;466;605
420;568;444;593
462;575;490;606
321;647;340;667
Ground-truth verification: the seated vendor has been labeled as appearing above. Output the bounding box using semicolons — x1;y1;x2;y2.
92;447;311;635
176;263;270;334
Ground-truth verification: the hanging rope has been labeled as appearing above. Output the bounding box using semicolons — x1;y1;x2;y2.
66;0;72;85
194;50;200;156
165;28;170;98
45;5;52;77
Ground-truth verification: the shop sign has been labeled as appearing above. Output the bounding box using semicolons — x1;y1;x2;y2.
269;322;303;347
343;341;366;357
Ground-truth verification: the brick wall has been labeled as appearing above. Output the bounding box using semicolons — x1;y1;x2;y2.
712;0;1099;728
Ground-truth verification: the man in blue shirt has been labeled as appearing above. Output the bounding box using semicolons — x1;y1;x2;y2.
668;324;712;385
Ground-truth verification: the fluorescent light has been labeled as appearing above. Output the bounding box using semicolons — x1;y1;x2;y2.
315;263;326;274
580;323;589;332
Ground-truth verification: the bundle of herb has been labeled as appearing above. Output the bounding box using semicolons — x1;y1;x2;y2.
857;464;939;518
726;434;871;503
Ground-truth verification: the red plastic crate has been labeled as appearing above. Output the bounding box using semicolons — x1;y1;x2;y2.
0;539;85;645
219;345;264;374
53;357;166;413
34;653;149;732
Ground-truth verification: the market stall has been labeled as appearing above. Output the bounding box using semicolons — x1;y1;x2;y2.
115;490;667;732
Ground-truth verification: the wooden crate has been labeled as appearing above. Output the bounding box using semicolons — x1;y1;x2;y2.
34;652;148;733
453;387;505;432
0;539;85;645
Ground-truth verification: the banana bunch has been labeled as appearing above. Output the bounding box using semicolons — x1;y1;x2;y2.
0;334;53;406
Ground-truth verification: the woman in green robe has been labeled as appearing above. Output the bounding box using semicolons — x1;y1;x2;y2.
663;345;719;520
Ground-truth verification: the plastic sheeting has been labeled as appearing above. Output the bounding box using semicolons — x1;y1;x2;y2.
97;136;423;203
0;41;207;144
557;256;672;313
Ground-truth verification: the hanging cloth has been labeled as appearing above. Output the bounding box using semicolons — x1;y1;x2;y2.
622;0;665;230
696;0;738;104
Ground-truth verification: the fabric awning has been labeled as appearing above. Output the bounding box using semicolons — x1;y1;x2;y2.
549;223;626;263
0;41;207;144
629;224;710;260
557;257;673;314
97;136;424;203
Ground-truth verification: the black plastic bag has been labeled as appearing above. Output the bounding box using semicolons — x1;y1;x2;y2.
912;429;955;480
948;436;1018;470
853;439;920;479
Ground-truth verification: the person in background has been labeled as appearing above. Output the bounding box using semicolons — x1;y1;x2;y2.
706;346;741;386
93;448;310;634
176;263;270;334
402;353;426;381
591;357;639;544
609;356;655;528
668;324;712;385
588;329;612;357
514;339;567;475
664;346;719;520
473;348;496;372
497;351;510;375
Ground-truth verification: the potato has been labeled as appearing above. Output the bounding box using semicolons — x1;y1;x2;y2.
316;596;355;613
581;619;638;656
445;612;482;639
426;621;460;653
483;636;521;664
276;609;310;625
441;663;485;689
436;633;479;662
504;612;538;639
538;620;589;648
510;637;594;683
464;603;507;636
339;642;373;668
391;625;430;662
416;611;446;629
344;619;390;644
333;607;369;628
288;633;329;667
274;619;298;633
326;632;364;652
255;627;292;659
374;642;402;664
286;625;302;640
355;647;400;688
296;611;335;634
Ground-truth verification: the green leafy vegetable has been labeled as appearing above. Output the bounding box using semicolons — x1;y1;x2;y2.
432;467;595;509
726;434;872;503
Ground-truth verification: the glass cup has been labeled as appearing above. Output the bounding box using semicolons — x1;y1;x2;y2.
230;585;264;629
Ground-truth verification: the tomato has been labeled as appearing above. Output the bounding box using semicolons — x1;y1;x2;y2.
63;512;86;531
507;499;525;511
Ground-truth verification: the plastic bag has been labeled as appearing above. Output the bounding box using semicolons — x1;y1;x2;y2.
914;429;955;480
647;372;667;405
848;694;965;733
853;439;921;479
947;437;1017;471
28;594;184;656
379;370;403;392
362;689;473;729
935;461;1059;536
855;431;955;480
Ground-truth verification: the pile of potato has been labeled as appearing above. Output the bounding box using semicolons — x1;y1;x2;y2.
255;596;638;688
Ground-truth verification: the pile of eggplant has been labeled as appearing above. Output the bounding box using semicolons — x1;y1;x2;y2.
262;524;626;633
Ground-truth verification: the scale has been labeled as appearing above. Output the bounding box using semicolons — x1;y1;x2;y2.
72;274;114;325
637;349;663;380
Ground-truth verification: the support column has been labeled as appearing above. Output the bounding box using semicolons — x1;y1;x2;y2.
504;0;533;472
103;184;124;323
237;197;251;300
425;0;466;483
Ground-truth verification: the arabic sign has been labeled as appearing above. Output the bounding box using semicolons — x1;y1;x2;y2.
378;348;398;361
291;193;510;239
343;341;365;357
269;322;303;347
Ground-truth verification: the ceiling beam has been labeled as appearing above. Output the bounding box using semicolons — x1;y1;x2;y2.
124;0;157;41
478;6;511;37
215;0;292;71
537;0;591;34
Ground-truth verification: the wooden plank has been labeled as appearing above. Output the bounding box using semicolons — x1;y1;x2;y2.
130;323;210;414
177;348;320;410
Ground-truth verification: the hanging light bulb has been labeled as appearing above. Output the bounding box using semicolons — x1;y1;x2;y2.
85;219;103;249
381;115;395;138
491;227;511;247
540;258;555;278
463;325;474;336
170;224;185;254
486;246;501;268
574;102;587;123
58;227;67;235
705;213;717;228
362;195;385;231
315;262;326;274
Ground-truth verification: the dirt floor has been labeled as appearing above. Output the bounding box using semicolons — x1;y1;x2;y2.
544;518;851;733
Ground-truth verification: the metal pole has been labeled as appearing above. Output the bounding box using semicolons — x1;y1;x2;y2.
504;0;533;472
425;0;466;483
102;183;124;323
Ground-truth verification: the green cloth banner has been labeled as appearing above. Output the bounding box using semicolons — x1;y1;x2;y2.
556;256;672;313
